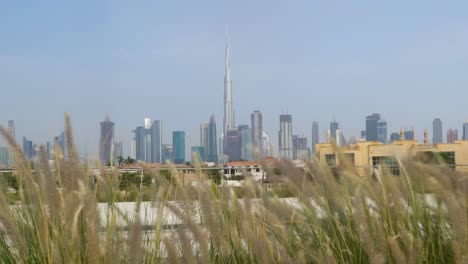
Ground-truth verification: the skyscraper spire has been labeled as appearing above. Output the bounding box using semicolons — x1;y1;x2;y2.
223;32;234;155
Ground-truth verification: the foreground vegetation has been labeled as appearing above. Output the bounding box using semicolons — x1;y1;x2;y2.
0;115;466;263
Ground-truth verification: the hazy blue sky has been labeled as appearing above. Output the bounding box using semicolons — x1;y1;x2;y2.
1;1;468;158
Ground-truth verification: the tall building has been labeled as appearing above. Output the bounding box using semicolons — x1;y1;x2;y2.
389;132;400;143
279;114;293;160
133;118;162;163
226;129;242;161
447;129;458;144
223;39;235;156
377;120;387;144
23;136;33;160
463;121;468;140
0;147;9;167
191;146;205;163
262;131;272;157
239;125;250;161
55;131;66;158
432;118;443;144
172;131;185;164
150;120;162;163
360;130;367;140
99;117;115;165
311;121;319;154
366;113;381;142
162;144;173;163
134;126;147;162
207;115;218;163
251;110;263;158
404;129;415;140
293;135;309;160
329;120;339;143
114;141;123;161
200;123;209;153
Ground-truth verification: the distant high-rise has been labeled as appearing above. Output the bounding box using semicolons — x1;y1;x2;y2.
360;130;367;140
311;121;319;154
389;132;400;143
191;146;205;163
366;113;381;142
134;126;147;162
262;131;271;157
447;129;458;143
226;129;242;161
250;110;263;158
150;120;162;163
0;147;9;167
99;117;115;165
293;135;309;160
114;141;123;161
200;123;209;152
377;120;387;144
172;131;185;164
240;125;250;161
55;131;66;158
329;119;339;143
162;144;173;163
279;114;293;159
433;118;443;144
463;121;468;140
223;38;235;156
23;136;33;160
207;115;218;163
404;129;415;140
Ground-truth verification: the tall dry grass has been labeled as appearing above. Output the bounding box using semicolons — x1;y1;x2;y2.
0;114;466;263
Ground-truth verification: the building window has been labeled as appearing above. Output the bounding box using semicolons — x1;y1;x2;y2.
372;156;400;175
325;154;336;167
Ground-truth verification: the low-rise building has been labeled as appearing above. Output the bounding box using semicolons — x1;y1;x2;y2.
315;135;468;177
222;161;265;181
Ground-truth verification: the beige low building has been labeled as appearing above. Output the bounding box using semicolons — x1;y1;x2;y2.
315;131;468;176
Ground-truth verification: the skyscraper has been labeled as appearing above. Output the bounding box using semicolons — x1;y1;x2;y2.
463;121;468;140
389;132;400;143
226;129;242;161
433;118;443;144
251;110;263;158
114;141;123;161
200;123;209;153
377;120;387;144
447;129;458;143
134;126;147;162
172;131;185;164
329;120;339;143
191;146;205;163
0;147;9;167
239;125;250;161
55;131;66;159
144;118;152;163
366;113;381;142
223;38;234;155
99;117;115;165
23;136;33;160
404;129;415;140
151;120;162;163
311;121;319;154
293;135;309;160
207;115;218;163
279;114;293;160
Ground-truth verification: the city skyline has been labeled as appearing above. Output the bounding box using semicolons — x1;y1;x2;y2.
1;1;468;158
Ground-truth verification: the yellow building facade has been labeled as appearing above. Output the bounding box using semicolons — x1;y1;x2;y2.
315;139;468;177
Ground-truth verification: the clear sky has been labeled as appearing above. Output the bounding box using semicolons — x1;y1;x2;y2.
1;1;468;158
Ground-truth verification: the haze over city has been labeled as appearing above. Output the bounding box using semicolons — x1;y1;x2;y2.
1;1;468;158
